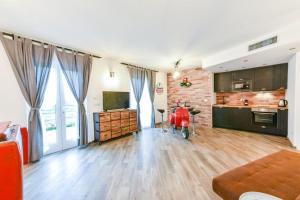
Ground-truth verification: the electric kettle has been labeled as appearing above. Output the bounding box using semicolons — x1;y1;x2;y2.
278;99;288;107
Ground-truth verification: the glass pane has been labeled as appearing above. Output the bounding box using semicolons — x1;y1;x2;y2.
130;81;152;129
41;66;58;154
61;75;79;142
140;81;152;128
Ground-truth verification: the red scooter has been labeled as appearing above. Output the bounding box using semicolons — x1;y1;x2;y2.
169;106;190;139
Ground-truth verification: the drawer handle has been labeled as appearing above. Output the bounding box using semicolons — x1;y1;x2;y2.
261;126;266;129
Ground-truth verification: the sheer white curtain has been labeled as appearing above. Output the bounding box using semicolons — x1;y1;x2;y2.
130;80;152;128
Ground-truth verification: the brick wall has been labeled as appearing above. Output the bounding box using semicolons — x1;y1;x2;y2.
167;68;213;127
216;90;286;106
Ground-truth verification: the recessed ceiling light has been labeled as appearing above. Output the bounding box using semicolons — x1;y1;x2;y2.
243;59;248;62
289;47;296;51
263;63;267;66
219;66;223;69
242;67;246;69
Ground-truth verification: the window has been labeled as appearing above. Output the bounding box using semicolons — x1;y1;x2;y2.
130;80;152;128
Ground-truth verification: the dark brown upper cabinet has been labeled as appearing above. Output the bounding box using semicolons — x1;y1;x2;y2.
253;66;273;91
214;72;232;92
253;64;288;91
232;69;254;81
272;64;288;90
214;63;288;93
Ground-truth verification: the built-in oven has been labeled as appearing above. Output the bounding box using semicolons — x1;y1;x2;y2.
251;108;277;127
232;80;252;91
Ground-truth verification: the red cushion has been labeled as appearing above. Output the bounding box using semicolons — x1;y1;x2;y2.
0;141;23;199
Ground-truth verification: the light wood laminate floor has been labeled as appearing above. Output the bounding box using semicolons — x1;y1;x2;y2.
24;127;294;200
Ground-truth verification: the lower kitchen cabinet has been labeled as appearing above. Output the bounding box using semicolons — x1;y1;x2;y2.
232;108;253;131
277;109;288;136
213;107;252;131
213;107;288;136
213;107;233;128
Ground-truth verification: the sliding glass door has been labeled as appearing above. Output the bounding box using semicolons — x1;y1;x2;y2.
41;59;78;155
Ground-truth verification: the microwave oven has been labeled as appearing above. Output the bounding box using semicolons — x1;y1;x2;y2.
232;80;252;91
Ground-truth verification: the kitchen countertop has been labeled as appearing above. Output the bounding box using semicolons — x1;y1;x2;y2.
213;104;288;110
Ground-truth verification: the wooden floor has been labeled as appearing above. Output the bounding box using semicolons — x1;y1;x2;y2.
24;127;294;200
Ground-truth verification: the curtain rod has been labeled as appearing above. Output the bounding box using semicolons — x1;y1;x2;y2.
121;62;158;72
2;31;101;59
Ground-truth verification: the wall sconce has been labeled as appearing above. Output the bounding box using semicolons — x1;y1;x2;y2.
110;71;115;78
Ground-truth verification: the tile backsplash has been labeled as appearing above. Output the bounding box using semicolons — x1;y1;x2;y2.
216;90;286;106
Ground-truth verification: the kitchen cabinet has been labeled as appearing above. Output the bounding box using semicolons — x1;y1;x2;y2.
253;66;273;91
214;72;232;92
232;69;254;81
213;106;288;137
232;108;252;131
277;109;288;136
213;107;252;131
254;64;288;91
213;107;233;128
273;64;288;90
214;63;288;93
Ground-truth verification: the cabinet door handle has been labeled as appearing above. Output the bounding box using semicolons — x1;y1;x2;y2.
261;88;266;91
261;126;266;129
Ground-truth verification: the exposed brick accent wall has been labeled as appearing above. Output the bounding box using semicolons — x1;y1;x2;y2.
216;90;286;106
167;68;213;127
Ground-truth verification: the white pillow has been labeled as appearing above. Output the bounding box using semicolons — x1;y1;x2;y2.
239;192;282;200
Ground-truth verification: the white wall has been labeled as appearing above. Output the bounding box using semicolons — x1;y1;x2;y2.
287;52;300;148
85;58;168;142
0;43;168;143
154;71;168;124
86;58;131;142
203;21;300;68
0;42;28;126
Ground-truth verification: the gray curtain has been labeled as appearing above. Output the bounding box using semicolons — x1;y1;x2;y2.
146;70;156;128
128;67;146;131
56;49;92;146
0;33;54;162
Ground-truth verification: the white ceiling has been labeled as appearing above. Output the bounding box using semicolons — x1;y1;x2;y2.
209;42;300;73
0;0;300;71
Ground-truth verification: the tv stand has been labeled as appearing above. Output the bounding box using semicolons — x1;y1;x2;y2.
93;109;138;143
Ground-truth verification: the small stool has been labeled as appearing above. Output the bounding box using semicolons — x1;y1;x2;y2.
157;109;167;133
190;110;200;135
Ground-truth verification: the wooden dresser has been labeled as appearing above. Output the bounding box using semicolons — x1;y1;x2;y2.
93;109;138;143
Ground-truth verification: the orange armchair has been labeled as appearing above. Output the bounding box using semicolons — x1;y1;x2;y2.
0;141;23;200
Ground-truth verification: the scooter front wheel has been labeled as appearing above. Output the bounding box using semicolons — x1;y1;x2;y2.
182;127;189;139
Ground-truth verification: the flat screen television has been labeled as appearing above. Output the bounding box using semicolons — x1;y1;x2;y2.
103;91;130;111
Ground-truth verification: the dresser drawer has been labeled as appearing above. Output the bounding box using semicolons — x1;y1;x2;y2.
130;120;136;126
100;122;111;131
100;113;111;122
121;126;130;135
100;131;111;141
111;128;121;138
121;119;129;127
121;111;129;119
111;112;121;120
130;125;137;132
130;111;137;118
111;120;120;129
